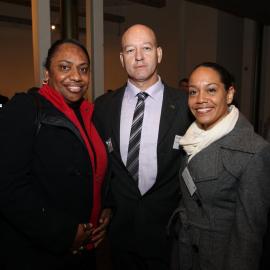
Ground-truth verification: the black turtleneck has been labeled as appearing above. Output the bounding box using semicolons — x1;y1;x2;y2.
68;98;84;128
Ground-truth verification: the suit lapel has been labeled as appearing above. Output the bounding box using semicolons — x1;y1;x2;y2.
110;86;142;195
158;86;179;146
110;87;125;159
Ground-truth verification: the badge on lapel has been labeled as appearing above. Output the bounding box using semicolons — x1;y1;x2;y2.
105;138;114;153
173;135;182;149
182;167;197;196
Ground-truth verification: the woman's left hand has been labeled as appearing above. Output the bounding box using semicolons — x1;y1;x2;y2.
91;208;112;247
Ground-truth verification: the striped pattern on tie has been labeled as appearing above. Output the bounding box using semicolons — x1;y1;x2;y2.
126;92;148;181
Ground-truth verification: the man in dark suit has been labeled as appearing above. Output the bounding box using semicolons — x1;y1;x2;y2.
93;24;190;270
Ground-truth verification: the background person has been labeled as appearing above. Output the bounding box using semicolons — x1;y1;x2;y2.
0;39;110;270
93;24;190;270
171;62;270;270
178;77;189;93
0;94;9;109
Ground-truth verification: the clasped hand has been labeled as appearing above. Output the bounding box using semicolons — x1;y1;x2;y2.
71;208;112;254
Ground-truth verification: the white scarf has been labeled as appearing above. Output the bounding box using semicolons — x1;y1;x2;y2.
180;105;239;162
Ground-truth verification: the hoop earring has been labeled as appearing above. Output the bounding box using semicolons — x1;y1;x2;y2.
42;79;48;85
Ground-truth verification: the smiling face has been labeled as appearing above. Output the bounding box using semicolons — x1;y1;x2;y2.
120;24;162;90
45;43;90;103
188;66;235;130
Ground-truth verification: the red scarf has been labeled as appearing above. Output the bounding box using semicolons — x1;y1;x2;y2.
39;84;107;250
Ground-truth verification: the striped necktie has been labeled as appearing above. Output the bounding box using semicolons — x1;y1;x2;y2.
126;92;148;181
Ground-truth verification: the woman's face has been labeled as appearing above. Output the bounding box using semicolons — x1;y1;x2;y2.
188;66;234;130
45;43;90;103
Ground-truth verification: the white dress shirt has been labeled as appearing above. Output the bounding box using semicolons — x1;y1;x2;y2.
120;77;164;194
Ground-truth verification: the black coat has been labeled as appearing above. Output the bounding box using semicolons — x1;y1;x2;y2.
93;85;191;263
0;93;95;269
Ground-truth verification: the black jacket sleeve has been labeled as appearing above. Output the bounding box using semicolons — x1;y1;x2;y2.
0;93;78;254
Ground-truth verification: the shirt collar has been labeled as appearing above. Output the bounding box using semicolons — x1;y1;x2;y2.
126;76;164;101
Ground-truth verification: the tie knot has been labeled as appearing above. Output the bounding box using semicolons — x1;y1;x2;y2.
137;92;148;101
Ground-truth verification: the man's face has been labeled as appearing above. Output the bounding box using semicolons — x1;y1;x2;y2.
120;25;162;90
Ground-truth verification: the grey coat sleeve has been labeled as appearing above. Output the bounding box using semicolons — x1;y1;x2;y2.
223;145;270;270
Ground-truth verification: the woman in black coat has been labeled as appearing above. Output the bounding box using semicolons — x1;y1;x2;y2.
170;62;270;270
0;39;110;270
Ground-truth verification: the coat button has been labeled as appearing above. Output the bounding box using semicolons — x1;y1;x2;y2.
70;170;81;176
192;244;199;253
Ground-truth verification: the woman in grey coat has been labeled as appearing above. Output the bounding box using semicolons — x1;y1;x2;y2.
170;62;270;270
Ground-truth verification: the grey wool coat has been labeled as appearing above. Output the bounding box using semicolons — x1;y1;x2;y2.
171;113;270;270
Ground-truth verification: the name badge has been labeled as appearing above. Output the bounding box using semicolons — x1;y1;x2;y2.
173;135;182;150
105;138;113;153
182;167;197;196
